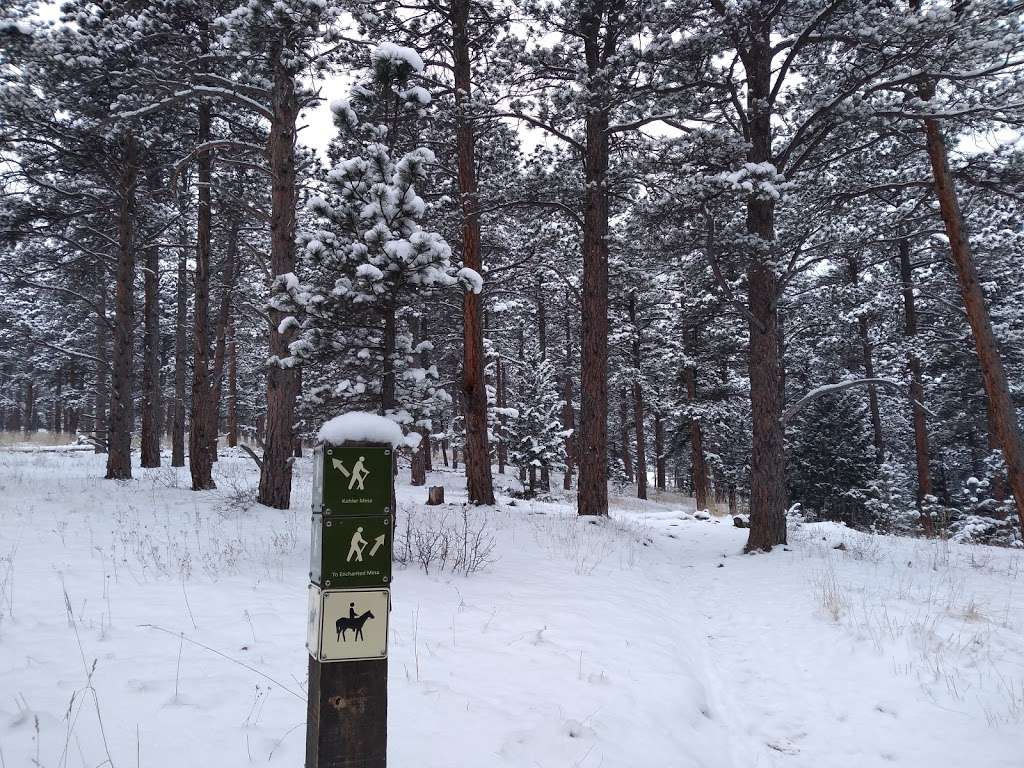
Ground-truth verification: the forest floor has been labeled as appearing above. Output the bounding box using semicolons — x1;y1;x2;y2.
1;445;1022;767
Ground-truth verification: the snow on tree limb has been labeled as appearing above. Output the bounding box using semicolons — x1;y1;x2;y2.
782;378;935;425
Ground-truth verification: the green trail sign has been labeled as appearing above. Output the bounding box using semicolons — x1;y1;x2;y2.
312;444;393;515
310;514;392;589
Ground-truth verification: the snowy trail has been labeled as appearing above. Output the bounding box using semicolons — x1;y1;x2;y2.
630;512;1024;768
1;451;1022;767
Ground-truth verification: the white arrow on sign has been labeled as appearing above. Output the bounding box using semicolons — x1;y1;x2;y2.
369;533;386;557
332;458;351;477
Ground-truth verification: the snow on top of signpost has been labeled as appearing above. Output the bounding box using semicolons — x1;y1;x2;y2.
371;42;424;73
318;412;418;448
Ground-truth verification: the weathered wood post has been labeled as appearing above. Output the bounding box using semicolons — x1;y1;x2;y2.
306;425;396;768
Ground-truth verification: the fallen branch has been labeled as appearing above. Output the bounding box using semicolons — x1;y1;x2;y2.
238;443;264;470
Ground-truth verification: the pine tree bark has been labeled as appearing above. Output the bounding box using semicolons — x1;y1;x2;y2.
562;375;575;490
227;314;238;448
846;258;884;463
411;435;427;486
52;367;62;434
923;118;1024;522
654;413;666;491
898;239;934;534
628;294;646;500
985;394;1007;510
382;304;396;413
23;379;34;436
189;86;216;491
620;394;633;482
686;366;711;512
576;6;611;516
206;212;239;462
562;300;575;490
140;190;162;468
496;357;507;474
94;274;109;453
633;382;647;500
106;133;140;480
257;43;301;510
742;30;786;551
858;314;884;463
452;0;494;505
172;231;187;467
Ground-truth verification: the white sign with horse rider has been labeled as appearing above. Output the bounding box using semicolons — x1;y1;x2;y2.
307;586;390;662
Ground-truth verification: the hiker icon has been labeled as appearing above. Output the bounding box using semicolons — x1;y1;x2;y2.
347;526;368;562
336;603;374;642
331;455;370;490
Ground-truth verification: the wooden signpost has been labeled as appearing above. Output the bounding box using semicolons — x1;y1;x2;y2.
306;440;394;768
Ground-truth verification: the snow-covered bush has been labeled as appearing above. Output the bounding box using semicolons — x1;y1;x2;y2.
948;515;1021;548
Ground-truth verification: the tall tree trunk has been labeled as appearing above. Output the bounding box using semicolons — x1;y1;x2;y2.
686;366;711;512
562;299;575;490
562;375;575;490
536;276;547;359
576;10;611;516
985;393;1007;511
620;394;633;482
742;31;786;551
847;258;884;463
628;294;646;499
633;382;647;500
924;118;1024;523
52;367;62;434
452;0;494;505
207;212;239;463
858;314;884;463
106;134;140;480
411;436;427;486
381;304;396;414
258;45;301;510
898;239;934;534
172;230;187;467
189;85;216;491
23;379;34;436
496;357;507;474
654;413;666;491
140;189;162;468
94;275;109;453
227;313;238;448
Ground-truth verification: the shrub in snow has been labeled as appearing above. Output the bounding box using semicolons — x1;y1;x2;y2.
948;515;1022;548
944;472;1022;547
394;504;495;576
864;458;920;535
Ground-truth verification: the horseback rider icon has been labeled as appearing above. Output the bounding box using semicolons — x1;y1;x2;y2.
336;603;374;642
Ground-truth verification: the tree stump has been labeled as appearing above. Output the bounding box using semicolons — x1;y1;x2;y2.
426;486;444;505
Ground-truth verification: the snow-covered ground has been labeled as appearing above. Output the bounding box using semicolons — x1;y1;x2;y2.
1;448;1022;767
